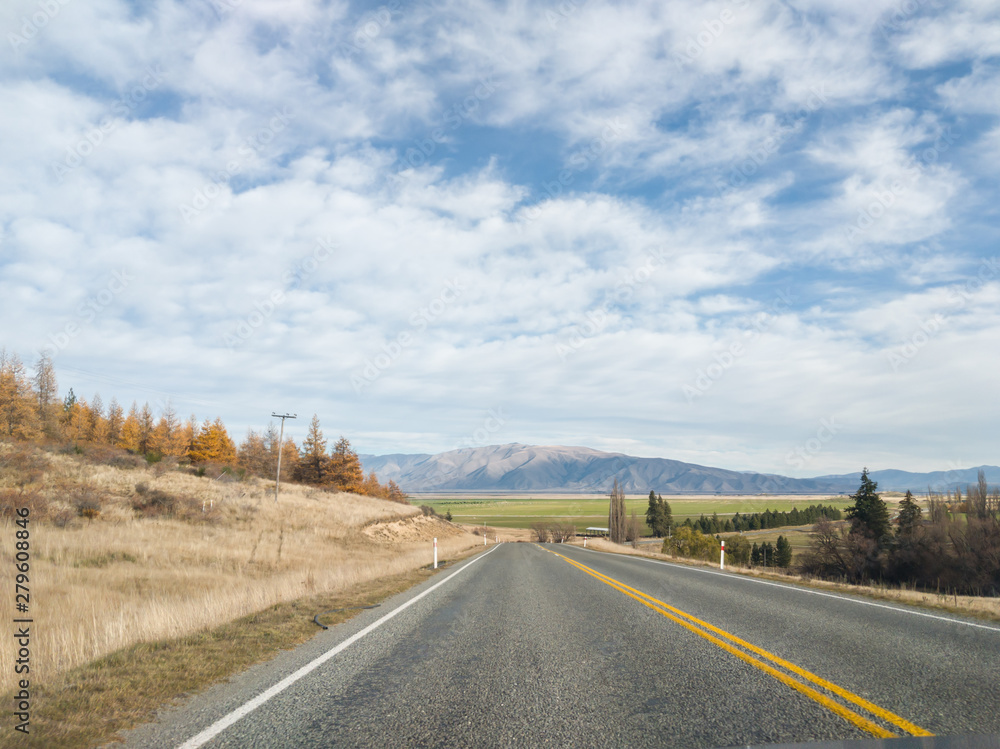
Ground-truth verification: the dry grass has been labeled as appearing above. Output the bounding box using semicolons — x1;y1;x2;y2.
0;444;479;692
570;538;1000;622
2;558;489;749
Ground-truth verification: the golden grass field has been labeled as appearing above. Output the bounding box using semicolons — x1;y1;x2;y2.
0;445;480;691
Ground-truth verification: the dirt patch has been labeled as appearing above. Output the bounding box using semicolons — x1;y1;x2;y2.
456;523;535;543
363;514;468;543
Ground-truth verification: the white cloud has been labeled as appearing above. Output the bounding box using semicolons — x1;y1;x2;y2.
894;7;1000;68
0;0;996;475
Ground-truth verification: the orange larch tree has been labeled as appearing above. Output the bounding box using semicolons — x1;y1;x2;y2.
152;402;185;457
329;436;364;493
89;393;108;443
189;417;237;464
118;402;142;453
0;350;38;440
293;414;332;484
105;398;124;446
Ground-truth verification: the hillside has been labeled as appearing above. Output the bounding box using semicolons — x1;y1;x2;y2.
359;444;1000;494
0;441;477;688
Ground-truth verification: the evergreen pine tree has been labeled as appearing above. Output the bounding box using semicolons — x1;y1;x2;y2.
646;490;663;536
775;535;793;567
846;468;891;542
896;490;923;535
761;541;775;567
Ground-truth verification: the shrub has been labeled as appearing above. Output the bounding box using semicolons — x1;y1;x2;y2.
662;526;718;561
153;456;178;477
531;521;550;542
51;507;75;528
73;489;102;521
724;535;751;566
81;444;144;469
550;522;576;543
131;487;177;517
0;489;49;521
0;447;48;487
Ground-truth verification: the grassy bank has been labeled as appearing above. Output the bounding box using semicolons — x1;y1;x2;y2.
0;442;482;746
1;553;487;749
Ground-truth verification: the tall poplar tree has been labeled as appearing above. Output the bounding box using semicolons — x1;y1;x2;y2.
609;478;626;543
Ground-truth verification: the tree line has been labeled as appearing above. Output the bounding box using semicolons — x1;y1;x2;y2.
0;349;405;502
685;504;842;534
801;468;1000;595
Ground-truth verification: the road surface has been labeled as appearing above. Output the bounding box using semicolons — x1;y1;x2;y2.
120;543;1000;748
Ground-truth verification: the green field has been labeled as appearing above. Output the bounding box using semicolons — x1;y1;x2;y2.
417;494;857;533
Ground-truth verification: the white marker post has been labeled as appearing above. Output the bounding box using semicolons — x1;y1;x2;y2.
720;540;725;570
433;538;438;569
584;538;587;548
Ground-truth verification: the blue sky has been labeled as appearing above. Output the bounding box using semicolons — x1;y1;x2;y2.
1;0;998;477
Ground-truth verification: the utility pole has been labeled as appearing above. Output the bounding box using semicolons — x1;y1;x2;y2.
271;413;296;502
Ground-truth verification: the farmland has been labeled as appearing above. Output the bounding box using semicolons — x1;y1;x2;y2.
417;493;860;533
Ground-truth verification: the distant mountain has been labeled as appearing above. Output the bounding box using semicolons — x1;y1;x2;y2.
359;444;999;494
818;466;1000;494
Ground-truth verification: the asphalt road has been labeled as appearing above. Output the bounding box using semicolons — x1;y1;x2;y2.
119;543;1000;748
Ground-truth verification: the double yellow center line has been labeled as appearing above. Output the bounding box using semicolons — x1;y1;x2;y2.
544;548;932;740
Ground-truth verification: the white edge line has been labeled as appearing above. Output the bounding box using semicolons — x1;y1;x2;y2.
568;545;1000;633
177;544;500;749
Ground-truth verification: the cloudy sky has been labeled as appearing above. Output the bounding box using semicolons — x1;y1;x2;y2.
2;0;998;477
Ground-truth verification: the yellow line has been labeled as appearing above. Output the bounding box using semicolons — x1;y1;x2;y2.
545;548;932;739
557;554;932;737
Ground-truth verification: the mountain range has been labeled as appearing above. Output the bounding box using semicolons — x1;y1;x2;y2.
359;443;1000;495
